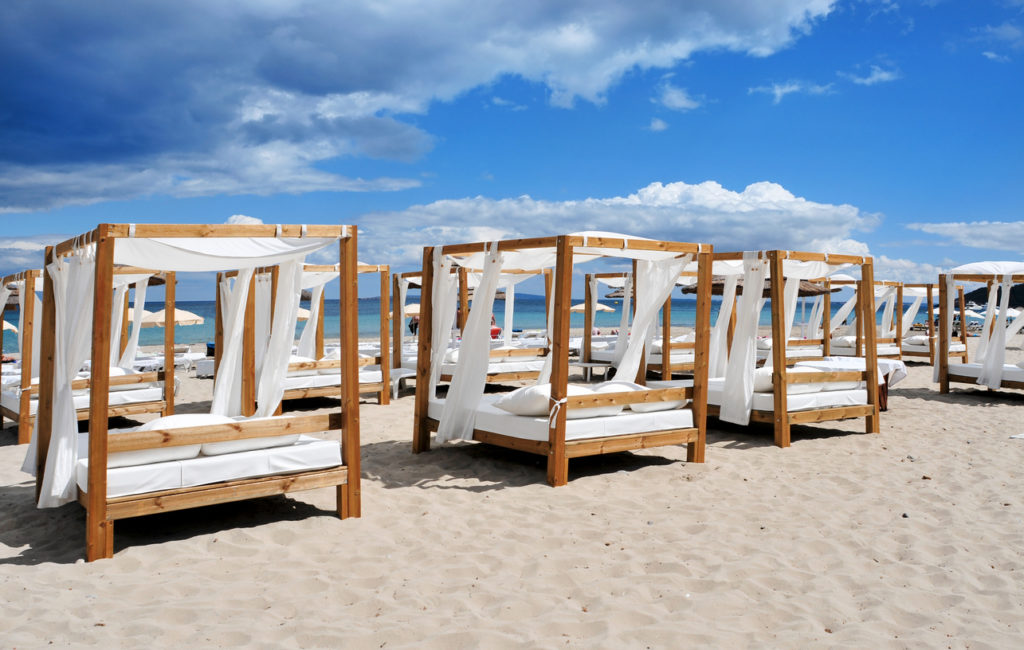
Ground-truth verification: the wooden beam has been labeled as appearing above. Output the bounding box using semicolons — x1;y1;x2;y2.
689;247;712;463
391;271;402;370
938;275;950;394
339;227;361;519
546;236;572;487
241;273;256;416
87;226;115;561
35;249;57;502
412;246;435;454
378;267;391;405
861;259;880;433
768;251;790;448
162;271;175;416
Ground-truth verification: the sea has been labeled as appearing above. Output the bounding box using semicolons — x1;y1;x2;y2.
2;293;935;351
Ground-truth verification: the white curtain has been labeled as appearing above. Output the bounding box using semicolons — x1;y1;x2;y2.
252;273;272;376
296;282;326;358
502;282;515;346
15;282;43;377
398;278;409;351
23;247;97;507
535;278;559;385
108;285;129;367
118;278;149;368
612;273;633;365
808;295;824;339
615;256;692;382
708;275;738;378
878;287;897;337
720;253;768;426
975;283;999;363
428;253;458;394
437;244;503;442
900;295;924;338
255;261;303;416
978;275;1012;389
211;268;255;416
830;292;859;335
0;285;11;352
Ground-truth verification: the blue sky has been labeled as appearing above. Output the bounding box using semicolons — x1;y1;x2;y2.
0;0;1021;299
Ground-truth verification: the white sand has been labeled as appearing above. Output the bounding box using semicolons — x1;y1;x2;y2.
2;343;1024;647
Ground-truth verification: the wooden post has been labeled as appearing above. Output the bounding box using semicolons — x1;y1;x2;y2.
543;269;552;316
546;236;572;486
823;288;831;357
241;274;256;416
957;285;968;360
412;248;435;453
162;272;176;416
661;296;671;380
768;252;791;447
938;277;950;393
214;273;223;375
35;253;57;501
391;272;402;370
855;281;864;357
926;284;936;363
689;247;712;463
316;284;326;361
87;226;115;561
338;227;361;519
119;288;129;359
18;272;37;444
457;266;469;335
861;261;880;433
582;274;593;364
895;284;904;360
378;267;390;405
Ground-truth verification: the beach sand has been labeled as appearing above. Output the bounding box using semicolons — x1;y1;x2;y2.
2;342;1023;647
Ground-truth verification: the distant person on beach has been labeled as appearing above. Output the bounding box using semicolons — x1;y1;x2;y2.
409;315;419;335
1;355;14;363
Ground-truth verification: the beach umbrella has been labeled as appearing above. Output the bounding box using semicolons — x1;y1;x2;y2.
404;303;420;317
3;320;16;333
141;308;205;328
570;302;614;313
296;307;311;321
680;277;838;297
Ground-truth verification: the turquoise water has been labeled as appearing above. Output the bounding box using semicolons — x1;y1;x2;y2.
2;295;936;351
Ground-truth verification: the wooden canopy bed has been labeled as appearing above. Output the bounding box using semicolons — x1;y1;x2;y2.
825;277;904;359
413;233;713;487
900;282;968;364
29;223;360;561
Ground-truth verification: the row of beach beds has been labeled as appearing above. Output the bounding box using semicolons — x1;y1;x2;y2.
1;224;1021;562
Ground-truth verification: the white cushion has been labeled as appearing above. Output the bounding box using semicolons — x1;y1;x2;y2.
493;383;622;419
108;367;155;392
672;332;695;343
753;367;775;393
833;335;858;347
590;341;610;351
756;338;773;350
201;416;301;456
905;334;930;346
755;366;862;395
288;355;318;377
322;348;342;361
443;348;459;363
107;413;223;468
594;380;685;412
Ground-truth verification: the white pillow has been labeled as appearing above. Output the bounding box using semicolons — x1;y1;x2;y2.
832;335;858;347
493;383;622;419
108;367;155;392
753;367;775;392
672;332;695;344
288;355;318;377
106;413;225;468
201;415;301;456
904;334;929;346
443;348;459;363
756;338;773;350
322;348;342;361
594;380;685;412
590;341;610;351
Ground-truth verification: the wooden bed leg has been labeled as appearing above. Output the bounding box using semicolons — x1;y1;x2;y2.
86;513;114;562
774;416;791;448
336;484;348;519
546;452;568;487
18;413;32;445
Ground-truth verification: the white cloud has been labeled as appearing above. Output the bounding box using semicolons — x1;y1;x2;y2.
0;235;66;277
355;179;880;267
225;214;264;225
748;80;834;104
981;21;1024;48
982;50;1011;62
907;220;1024;251
840;64;901;86
873;255;945;283
649;118;669;131
655;83;701;111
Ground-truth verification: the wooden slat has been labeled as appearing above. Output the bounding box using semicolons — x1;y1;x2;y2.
786;371;865;384
377;266;391;405
546;236;572;487
108;412;340;452
35;248;57;498
472;429;551;455
788;405;875;424
565;428;699;457
87;226;115;562
103;466;348;520
338;227;361;519
768;251;790;448
412;246;435;453
489;347;548;359
565;387;692;408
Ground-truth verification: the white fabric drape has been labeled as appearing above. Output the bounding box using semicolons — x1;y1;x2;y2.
535;276;559;385
615;256;692;382
437;244;503;443
975;283;999;363
252;274;272;377
612;273;633;365
808;295;825;338
708;276;738;379
830;292;859;334
255;261;303;416
782;278;801;341
398;278;410;350
978;275;1012;389
24;248;97;507
0;285;11;354
720;253;768;426
428;253;458;395
113;237;335;272
108;285;128;367
878;287;897;337
118;279;149;368
296;282;326;359
14;281;43;377
211;269;255;416
502;283;515;346
900;295;923;338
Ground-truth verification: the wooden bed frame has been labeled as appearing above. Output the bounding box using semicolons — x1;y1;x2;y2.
413;234;713;486
900;282;968;365
825;277;903;359
215;263;391;407
938;271;1024;393
34;223;360;561
2;268;172;444
706;250;880;448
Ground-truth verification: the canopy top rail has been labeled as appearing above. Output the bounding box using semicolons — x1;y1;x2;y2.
1;268;42;285
947;273;1024;283
713;250;869;265
438;235;704;257
586;272;632;279
357;264;388;274
53;223;354;258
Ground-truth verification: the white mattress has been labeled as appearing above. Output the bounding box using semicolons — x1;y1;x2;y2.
440;359;546;377
831;344;902;357
902;342;966;353
427;394;693;443
2;385;166;417
647;351;695;365
756;346;824;360
706;378;868;412
75;434;342;498
282;370;383;392
946;362;1024;383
